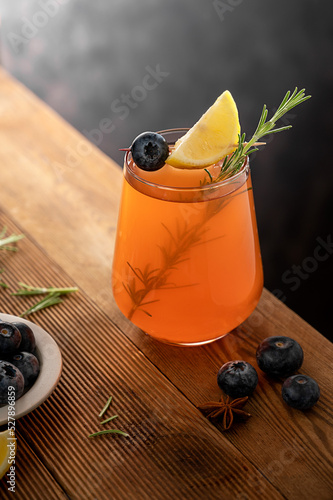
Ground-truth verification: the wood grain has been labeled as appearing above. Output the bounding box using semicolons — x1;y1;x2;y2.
0;67;332;499
0;427;69;499
0;212;282;500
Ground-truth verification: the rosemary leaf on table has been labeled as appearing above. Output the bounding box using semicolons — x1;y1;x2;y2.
0;226;25;252
19;292;63;317
0;269;8;288
0;226;77;315
100;415;118;425
88;429;129;438
98;395;113;418
12;282;78;296
13;283;78;317
89;395;129;438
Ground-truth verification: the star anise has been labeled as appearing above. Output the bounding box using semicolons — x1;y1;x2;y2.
197;395;251;431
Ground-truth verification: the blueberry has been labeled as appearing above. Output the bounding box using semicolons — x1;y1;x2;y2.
217;360;258;398
131;131;169;171
256;336;303;378
7;352;40;388
282;375;320;410
0;360;24;404
0;322;21;355
12;321;36;353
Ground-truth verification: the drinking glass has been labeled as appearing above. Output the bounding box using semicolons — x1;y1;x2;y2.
112;129;263;345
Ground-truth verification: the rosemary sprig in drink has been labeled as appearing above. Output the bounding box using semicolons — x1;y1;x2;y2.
123;188;246;319
215;88;311;182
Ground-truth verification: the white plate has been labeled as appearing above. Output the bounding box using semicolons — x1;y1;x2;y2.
0;313;62;425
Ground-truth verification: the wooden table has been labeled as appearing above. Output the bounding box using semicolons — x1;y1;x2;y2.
0;67;332;500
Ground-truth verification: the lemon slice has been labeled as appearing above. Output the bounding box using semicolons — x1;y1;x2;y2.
0;429;16;480
167;90;240;169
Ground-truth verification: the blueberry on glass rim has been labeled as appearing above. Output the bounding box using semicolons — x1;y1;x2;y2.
130;131;169;171
282;374;320;410
217;360;258;398
256;336;303;378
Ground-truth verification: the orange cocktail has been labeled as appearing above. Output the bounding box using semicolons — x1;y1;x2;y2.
112;129;263;345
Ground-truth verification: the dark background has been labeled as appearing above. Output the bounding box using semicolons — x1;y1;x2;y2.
1;0;332;341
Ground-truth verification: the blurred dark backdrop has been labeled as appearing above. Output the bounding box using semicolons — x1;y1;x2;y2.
1;0;332;341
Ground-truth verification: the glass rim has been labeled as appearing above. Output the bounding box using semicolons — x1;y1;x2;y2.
124;128;249;195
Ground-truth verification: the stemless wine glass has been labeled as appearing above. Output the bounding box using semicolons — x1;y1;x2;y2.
112;129;263;345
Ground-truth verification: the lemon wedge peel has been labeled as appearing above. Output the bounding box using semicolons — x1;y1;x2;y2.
0;429;16;480
166;90;241;169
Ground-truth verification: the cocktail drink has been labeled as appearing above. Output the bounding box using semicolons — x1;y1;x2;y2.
112;89;310;345
112;131;263;344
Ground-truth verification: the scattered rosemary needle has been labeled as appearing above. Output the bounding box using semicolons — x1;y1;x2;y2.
99;395;113;418
100;415;118;425
89;396;129;438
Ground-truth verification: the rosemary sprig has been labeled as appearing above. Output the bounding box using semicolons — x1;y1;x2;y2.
0;226;25;252
123;186;249;319
19;292;63;317
12;282;78;296
0;226;77;315
12;283;78;316
215;88;311;182
0;269;9;289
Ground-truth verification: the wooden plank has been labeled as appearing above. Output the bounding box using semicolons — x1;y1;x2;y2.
0;428;69;499
121;291;333;500
0;68;332;499
0;213;282;500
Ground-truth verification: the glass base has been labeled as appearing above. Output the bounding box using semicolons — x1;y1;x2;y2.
144;330;230;347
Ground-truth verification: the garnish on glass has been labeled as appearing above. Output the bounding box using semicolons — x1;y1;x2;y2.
123;87;310;182
198;395;251;431
213;88;311;182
